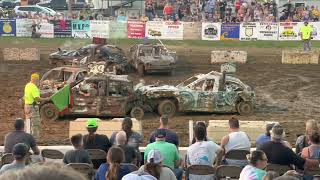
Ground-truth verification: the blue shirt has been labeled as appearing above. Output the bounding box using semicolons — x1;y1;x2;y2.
95;163;132;180
256;134;271;147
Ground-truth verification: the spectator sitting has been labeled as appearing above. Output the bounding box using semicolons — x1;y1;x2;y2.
0;143;28;175
140;13;149;22
63;134;92;165
115;131;137;164
149;115;179;147
83;118;111;168
301;131;320;159
163;2;173;20
296;119;318;154
95;147;133;180
239;150;267;180
139;149;176;180
4;119;40;155
258;124;319;170
220;117;251;166
144;129;183;180
122;170;157;180
191;121;209;144
256;123;276;147
187;124;223;180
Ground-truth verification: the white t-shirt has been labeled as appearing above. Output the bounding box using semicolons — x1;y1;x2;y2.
188;141;221;166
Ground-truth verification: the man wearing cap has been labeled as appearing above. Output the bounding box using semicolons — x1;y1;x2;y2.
144;129;183;180
0;143;28;174
258;124;319;170
256;123;275;147
24;73;46;140
300;21;313;52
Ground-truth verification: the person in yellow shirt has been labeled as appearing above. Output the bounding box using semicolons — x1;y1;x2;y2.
300;21;313;52
24;73;46;140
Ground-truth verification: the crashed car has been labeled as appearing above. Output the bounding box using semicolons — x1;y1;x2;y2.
135;63;255;117
128;44;177;76
39;74;146;121
49;44;129;74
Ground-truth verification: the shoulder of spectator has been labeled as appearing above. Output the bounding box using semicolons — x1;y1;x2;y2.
220;135;229;147
295;135;305;145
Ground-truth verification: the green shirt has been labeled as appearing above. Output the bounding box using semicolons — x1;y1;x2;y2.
144;141;179;169
300;25;313;40
24;82;40;105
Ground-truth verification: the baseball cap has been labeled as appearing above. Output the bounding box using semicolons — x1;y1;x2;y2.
266;123;276;132
12;143;28;159
87;118;98;128
122;171;157;180
147;149;163;164
154;129;166;138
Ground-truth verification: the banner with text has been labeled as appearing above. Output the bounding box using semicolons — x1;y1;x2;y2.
278;22;301;40
72;20;91;38
240;22;258;40
53;20;72;38
90;20;109;38
258;22;278;40
0;19;16;36
37;22;54;38
145;21;164;39
109;21;127;39
220;23;240;40
201;22;221;40
183;22;202;40
309;22;320;40
162;21;183;40
127;21;145;39
16;19;33;37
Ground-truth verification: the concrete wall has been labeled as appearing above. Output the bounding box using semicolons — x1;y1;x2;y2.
3;48;40;61
282;50;319;64
211;51;247;64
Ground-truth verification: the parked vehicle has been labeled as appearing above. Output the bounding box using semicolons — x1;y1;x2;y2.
1;0;20;9
14;5;56;16
37;0;87;10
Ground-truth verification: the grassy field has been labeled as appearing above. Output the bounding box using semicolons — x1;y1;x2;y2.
1;37;320;49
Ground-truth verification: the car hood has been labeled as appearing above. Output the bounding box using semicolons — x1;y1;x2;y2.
135;84;179;94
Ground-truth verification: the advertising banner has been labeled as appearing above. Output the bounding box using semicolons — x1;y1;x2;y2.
37;22;54;38
258;22;278;40
278;22;300;40
109;21;127;39
240;22;258;41
127;21;145;39
220;23;240;40
0;19;16;36
145;21;164;39
162;21;183;40
183;22;202;40
90;20;109;38
201;22;221;40
72;20;91;38
16;19;33;37
309;22;320;40
53;20;72;38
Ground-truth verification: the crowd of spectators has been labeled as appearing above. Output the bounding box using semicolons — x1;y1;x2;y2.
1;116;320;180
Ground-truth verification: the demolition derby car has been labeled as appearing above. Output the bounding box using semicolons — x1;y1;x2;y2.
135;63;255;117
39;74;146;121
49;44;130;74
128;44;177;76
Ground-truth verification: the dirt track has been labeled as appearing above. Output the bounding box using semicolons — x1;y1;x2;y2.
0;42;319;146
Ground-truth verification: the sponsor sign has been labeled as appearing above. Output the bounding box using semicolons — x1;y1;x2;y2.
127;21;146;39
162;21;183;40
309;22;320;40
183;22;202;40
53;20;72;38
145;21;164;39
16;19;33;37
0;19;16;36
37;22;54;38
90;20;109;38
220;23;240;40
109;21;127;39
72;20;91;38
240;22;258;41
258;22;278;40
278;22;300;40
201;22;220;40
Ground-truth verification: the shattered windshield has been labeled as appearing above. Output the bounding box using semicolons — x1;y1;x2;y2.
42;70;73;82
176;76;198;87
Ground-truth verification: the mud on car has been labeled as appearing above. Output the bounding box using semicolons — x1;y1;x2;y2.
128;44;177;76
135;64;255;117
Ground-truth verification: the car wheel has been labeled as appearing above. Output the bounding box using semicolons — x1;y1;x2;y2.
130;106;144;120
137;64;145;77
40;103;59;121
158;99;176;117
236;101;253;116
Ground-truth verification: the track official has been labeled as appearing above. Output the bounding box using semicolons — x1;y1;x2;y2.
24;73;44;140
300;21;313;52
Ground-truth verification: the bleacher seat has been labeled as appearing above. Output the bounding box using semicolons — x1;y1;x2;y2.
66;163;94;180
266;164;291;175
185;165;215;179
215;165;242;180
41;149;64;159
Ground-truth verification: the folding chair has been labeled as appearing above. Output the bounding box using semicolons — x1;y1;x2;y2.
266;164;291;175
185;165;216;179
215;165;242;180
87;149;107;169
41;149;64;159
67;163;94;180
225;150;250;160
1;153;14;167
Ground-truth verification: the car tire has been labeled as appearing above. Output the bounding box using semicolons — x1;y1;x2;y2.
158;99;176;117
40;103;59;121
236;101;253;116
137;64;145;77
130;106;144;120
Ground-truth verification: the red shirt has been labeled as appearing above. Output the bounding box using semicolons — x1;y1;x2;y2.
163;5;173;15
236;1;241;10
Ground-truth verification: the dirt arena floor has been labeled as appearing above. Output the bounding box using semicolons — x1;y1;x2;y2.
0;40;319;147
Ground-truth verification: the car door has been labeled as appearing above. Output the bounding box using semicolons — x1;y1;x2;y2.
194;78;216;112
